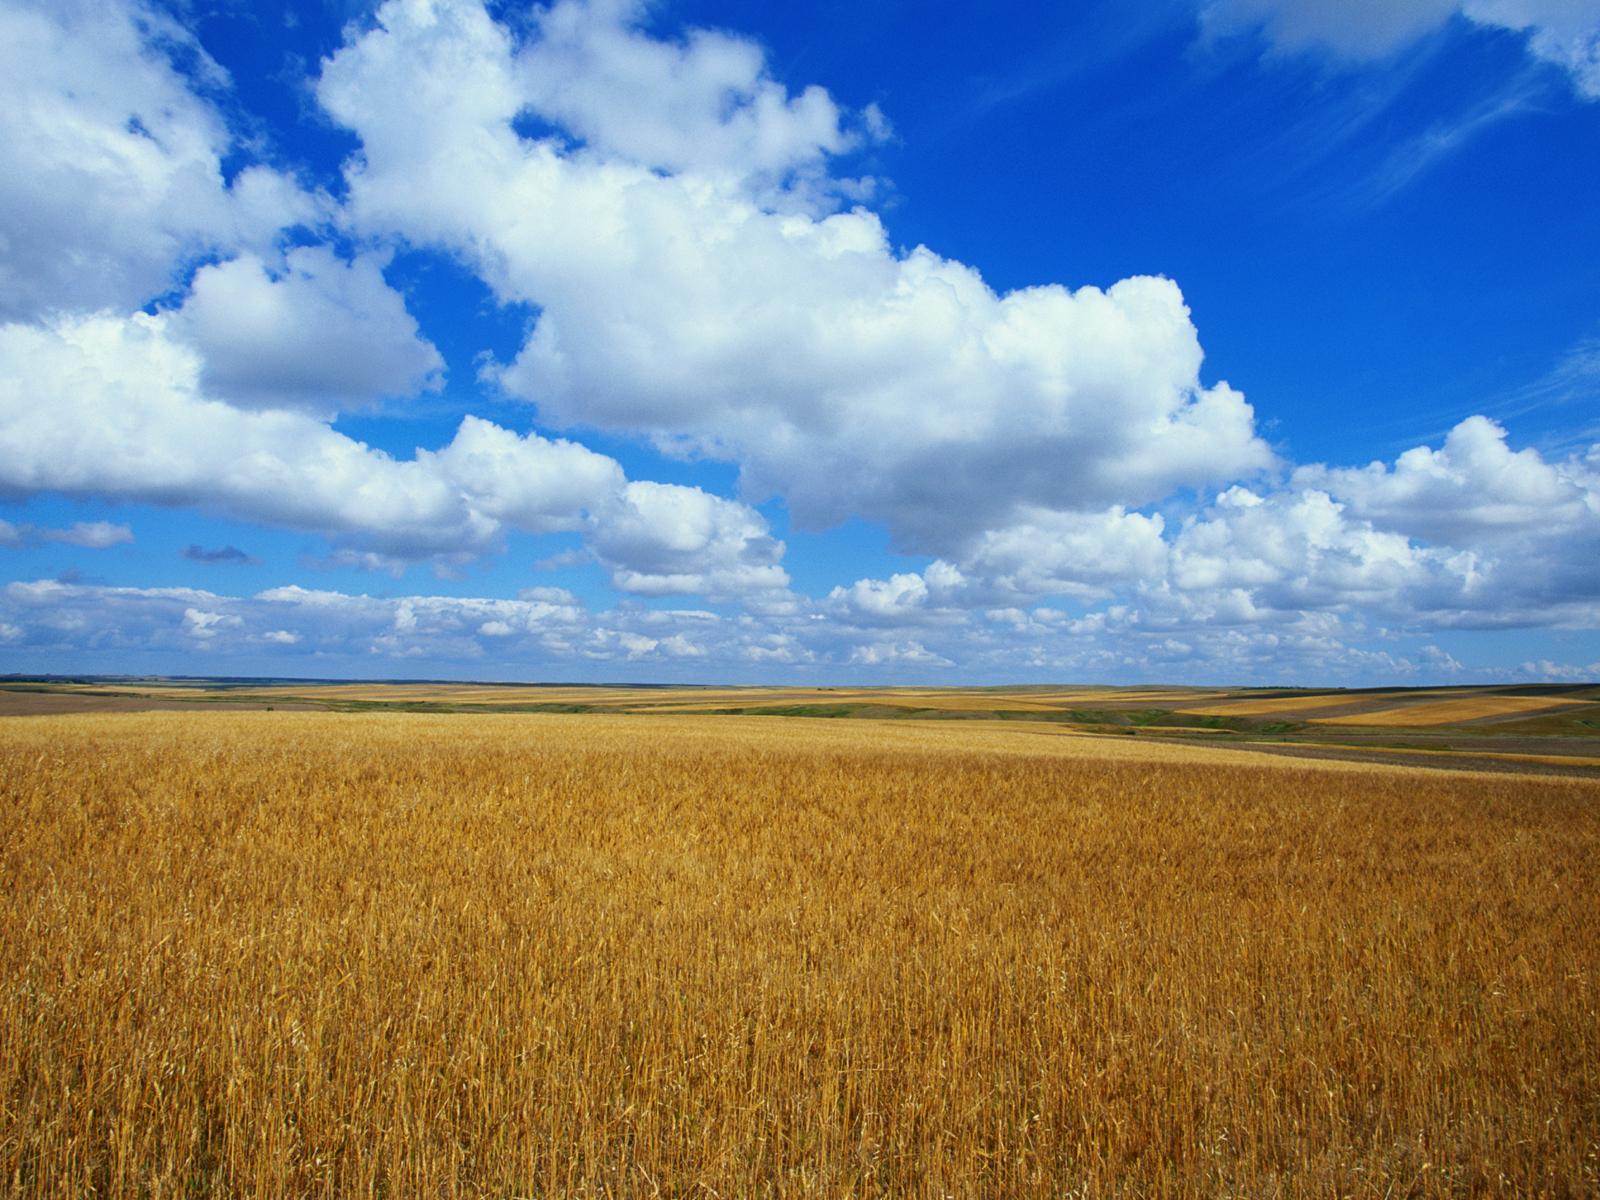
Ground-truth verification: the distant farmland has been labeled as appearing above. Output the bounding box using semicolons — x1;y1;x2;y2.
2;706;1597;1196
5;677;1598;776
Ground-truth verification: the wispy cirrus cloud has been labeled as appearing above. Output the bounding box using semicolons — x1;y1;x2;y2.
1327;66;1544;212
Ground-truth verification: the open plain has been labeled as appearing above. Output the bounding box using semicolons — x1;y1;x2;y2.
2;699;1597;1197
6;677;1600;777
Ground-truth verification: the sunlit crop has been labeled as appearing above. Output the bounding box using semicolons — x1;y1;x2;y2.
2;712;1596;1197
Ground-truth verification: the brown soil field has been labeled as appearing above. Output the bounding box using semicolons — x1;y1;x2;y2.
2;712;1596;1197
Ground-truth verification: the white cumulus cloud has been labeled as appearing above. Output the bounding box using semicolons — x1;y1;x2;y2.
1465;0;1600;96
168;248;444;414
1205;0;1600;96
317;0;1276;555
1295;415;1600;545
518;0;876;196
42;521;135;549
0;0;1595;683
0;519;133;549
0;0;318;320
0;311;780;590
589;481;789;597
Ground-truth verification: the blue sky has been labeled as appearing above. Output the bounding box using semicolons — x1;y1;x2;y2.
1;0;1597;684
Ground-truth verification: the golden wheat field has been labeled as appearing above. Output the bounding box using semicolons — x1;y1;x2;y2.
2;712;1598;1198
1309;695;1589;727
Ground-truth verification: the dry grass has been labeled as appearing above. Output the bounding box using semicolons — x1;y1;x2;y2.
2;712;1597;1198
